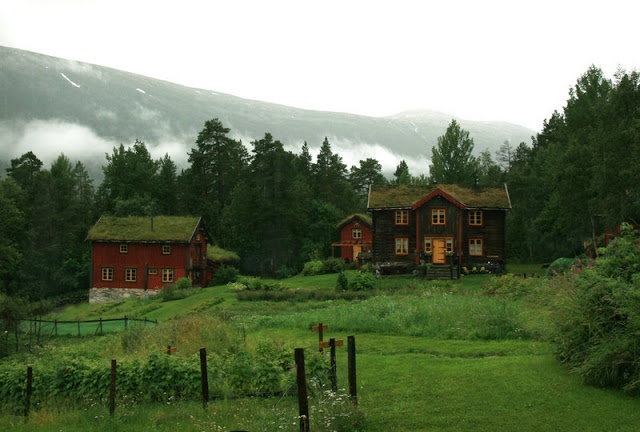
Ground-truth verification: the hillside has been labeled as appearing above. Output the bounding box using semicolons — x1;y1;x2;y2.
0;46;535;177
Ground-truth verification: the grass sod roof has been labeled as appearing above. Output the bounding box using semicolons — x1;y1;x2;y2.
336;213;372;229
86;216;203;242
368;184;511;210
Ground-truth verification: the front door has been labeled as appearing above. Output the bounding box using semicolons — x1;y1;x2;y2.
432;238;446;264
352;245;362;262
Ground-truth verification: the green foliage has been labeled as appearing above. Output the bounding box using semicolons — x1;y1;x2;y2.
302;258;346;276
552;225;640;393
212;264;239;285
429;119;479;185
347;272;376;291
482;274;540;299
546;256;592;276
175;277;192;290
235;276;283;291
302;260;325;276
336;271;349;291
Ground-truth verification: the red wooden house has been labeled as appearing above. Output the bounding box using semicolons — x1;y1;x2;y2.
331;213;373;266
367;184;511;276
86;216;211;303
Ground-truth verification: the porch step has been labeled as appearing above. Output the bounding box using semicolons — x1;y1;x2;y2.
422;265;459;280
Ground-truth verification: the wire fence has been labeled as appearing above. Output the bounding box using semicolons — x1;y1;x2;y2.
1;317;158;355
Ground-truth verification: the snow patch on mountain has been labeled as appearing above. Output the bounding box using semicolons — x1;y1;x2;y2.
60;73;80;88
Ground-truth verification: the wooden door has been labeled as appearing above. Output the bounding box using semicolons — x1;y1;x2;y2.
352;245;362;262
432;238;446;264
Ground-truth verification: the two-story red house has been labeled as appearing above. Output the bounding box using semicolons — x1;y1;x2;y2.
367;184;511;275
331;213;373;266
86;216;211;303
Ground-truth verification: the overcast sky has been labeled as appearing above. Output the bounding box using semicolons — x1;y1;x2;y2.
1;0;639;131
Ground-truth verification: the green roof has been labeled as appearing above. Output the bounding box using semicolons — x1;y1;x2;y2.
336;213;372;229
368;184;511;210
86;216;203;242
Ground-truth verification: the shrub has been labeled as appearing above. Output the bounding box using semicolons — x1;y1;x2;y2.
347;272;376;291
175;277;192;290
336;271;349;291
213;264;239;285
552;223;640;394
302;260;324;276
321;257;346;274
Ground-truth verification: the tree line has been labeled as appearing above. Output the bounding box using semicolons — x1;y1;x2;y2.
0;65;638;299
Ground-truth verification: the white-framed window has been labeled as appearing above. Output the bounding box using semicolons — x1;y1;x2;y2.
162;245;171;255
352;228;362;239
148;268;158;275
120;244;128;253
423;237;432;253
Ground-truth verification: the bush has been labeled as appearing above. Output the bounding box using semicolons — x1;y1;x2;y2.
347;272;376;291
336;271;349;291
552;223;640;394
175;277;192;290
302;260;324;276
302;258;345;276
213;264;239;285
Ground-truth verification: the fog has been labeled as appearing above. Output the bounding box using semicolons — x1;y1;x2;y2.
0;119;430;182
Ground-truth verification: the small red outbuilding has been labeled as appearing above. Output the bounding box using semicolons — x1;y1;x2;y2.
331;213;373;266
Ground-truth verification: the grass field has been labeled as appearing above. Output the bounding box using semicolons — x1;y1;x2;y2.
2;269;640;431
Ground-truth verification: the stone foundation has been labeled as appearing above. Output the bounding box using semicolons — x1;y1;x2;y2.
89;287;159;304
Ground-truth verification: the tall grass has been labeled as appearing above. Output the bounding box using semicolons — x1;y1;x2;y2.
244;290;531;341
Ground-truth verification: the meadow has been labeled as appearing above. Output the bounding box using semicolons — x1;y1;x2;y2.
2;265;640;431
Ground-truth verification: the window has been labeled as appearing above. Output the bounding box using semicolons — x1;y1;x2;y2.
352;228;362;239
395;210;409;225
125;267;137;282
101;267;113;281
469;210;483;226
162;245;171;255
423;237;432;253
148;268;158;275
120;244;128;253
431;209;446;225
395;237;409;255
446;238;453;253
162;268;174;283
469;238;483;256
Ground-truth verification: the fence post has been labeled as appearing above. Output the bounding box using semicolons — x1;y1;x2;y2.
348;335;357;406
294;348;310;432
330;338;338;392
109;359;116;415
25;366;33;417
199;347;209;408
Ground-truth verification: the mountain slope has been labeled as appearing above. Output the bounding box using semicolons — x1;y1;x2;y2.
0;46;535;176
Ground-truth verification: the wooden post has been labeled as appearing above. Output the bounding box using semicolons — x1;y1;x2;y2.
348;335;357;406
25;366;33;417
200;347;209;408
294;348;310;432
167;345;172;355
109;359;116;416
311;322;328;352
330;338;338;392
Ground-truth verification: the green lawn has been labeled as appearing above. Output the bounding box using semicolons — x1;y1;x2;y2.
3;269;640;431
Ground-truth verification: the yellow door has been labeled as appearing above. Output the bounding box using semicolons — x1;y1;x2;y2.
432;239;446;264
352;245;362;262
